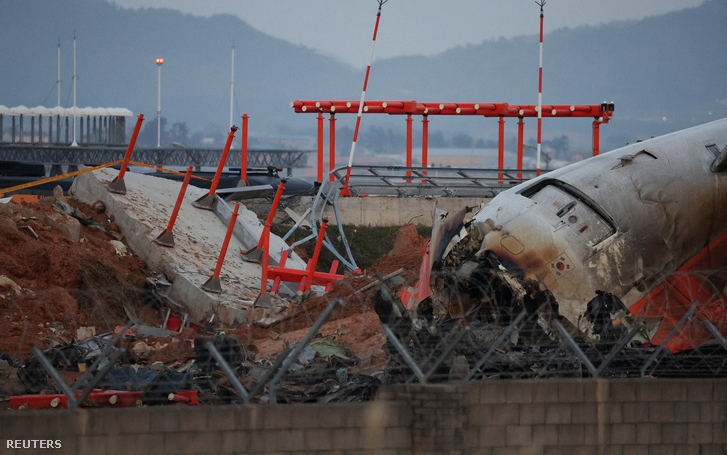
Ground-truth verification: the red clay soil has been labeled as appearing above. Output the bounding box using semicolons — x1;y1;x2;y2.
231;223;428;365
0;195;154;361
0;191;428;374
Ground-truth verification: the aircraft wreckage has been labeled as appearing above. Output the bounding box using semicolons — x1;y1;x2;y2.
399;118;727;357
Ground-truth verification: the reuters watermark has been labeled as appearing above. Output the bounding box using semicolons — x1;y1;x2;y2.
6;440;62;449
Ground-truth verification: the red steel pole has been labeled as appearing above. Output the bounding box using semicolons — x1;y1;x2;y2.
422;114;429;176
107;113;144;194
260;224;270;294
270;250;289;295
116;114;144;181
498;116;505;180
422;114;429;174
593;120;601;156
259;180;288;293
340;0;386;196
240;114;249;185
166;166;193;232
536;1;545;177
212;203;240;280
517;117;524;179
406;113;413;179
317;111;324;182
253;179;286;250
329;113;336;182
305;218;329;291
117;114;144;179
208;126;237;196
154;166;193;247
242;179;287;265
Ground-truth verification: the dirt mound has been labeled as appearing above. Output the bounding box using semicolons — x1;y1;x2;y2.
0;194;430;402
231;223;429;366
0;194;154;360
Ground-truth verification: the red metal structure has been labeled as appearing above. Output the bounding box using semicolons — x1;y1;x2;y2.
340;0;388;196
10;390;198;409
154;166;193;247
242;178;287;264
291;100;614;185
202;203;241;294
240;114;249;184
264;218;345;296
194;125;238;209
107;113;144;194
536;0;546;176
266;251;342;295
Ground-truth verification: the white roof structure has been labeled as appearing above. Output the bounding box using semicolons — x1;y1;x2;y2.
0;105;133;117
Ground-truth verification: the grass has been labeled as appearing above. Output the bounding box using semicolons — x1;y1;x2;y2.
271;223;431;272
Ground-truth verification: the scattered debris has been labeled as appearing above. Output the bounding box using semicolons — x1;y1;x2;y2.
0;275;21;294
3;129;727;410
109;240;128;258
0;193;426;407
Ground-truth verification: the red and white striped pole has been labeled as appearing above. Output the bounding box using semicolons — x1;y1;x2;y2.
340;0;388;197
536;1;546;177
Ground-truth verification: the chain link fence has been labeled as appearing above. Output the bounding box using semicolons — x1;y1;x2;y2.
1;195;727;409
3;266;727;409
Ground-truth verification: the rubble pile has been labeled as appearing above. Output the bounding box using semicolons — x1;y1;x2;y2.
0;192;155;359
2;187;725;410
0;193;429;408
378;212;727;381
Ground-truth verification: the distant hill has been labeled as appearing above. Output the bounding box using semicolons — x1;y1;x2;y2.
0;0;358;146
371;0;727;151
1;0;726;153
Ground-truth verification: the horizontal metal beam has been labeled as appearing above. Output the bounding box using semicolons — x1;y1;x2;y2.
329;164;540;197
291;100;614;119
0;145;312;169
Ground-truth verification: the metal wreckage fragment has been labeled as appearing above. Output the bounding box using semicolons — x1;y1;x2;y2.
377;119;727;381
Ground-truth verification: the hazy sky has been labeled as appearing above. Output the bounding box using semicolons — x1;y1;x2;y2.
109;0;706;67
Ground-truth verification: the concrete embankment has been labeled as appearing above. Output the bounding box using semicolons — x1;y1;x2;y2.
70;168;306;327
288;195;491;228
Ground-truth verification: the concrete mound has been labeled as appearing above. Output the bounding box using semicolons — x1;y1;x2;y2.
70;168;306;327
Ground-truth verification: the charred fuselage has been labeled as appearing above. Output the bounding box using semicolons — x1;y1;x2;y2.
437;118;727;349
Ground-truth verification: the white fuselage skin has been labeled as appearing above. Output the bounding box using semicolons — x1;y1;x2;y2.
470;118;727;328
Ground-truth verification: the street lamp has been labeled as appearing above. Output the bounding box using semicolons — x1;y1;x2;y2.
156;57;164;147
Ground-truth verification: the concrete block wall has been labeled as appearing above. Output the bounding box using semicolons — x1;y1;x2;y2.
0;401;412;455
294;196;490;227
379;378;727;454
1;378;726;454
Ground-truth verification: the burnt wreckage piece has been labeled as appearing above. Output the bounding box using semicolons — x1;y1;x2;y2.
376;197;727;380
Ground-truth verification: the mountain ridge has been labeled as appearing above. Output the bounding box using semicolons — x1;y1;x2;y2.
1;0;725;152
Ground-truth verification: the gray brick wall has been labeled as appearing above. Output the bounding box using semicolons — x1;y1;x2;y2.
380;378;727;454
1;379;726;454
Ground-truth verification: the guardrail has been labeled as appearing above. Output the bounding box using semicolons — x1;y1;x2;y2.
328;164;541;197
285;165;543;272
0;144;312;173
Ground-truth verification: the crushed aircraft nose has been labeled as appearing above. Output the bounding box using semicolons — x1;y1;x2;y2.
439;118;727;352
419;205;560;341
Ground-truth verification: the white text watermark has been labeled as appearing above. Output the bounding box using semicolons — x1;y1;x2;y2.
6;440;62;449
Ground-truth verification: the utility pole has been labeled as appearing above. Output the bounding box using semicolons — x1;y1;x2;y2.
229;42;235;129
71;32;78;147
536;1;546;176
156;57;164;148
